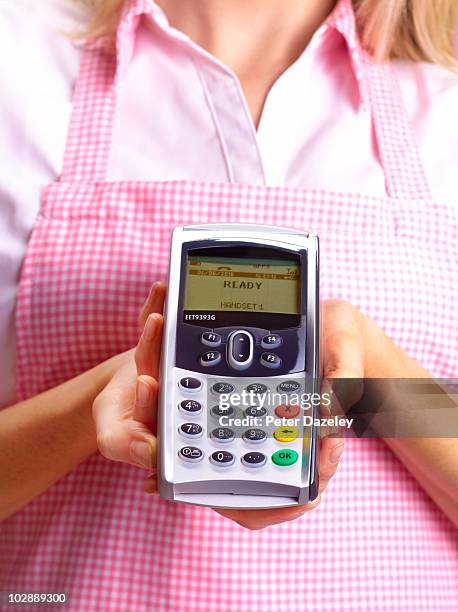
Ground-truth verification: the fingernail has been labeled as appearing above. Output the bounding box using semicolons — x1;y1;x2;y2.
144;313;159;341
148;282;158;300
329;443;345;464
130;441;153;468
136;377;151;407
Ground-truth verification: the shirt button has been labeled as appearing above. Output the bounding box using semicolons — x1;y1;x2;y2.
273;426;299;443
178;446;204;463
179;377;202;392
275;404;300;418
241;452;267;468
271;449;299;466
210;450;235;467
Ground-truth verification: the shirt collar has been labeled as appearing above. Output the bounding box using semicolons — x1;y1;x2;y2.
115;0;369;107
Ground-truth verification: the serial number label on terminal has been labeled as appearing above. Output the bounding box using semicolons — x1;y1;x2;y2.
184;314;216;321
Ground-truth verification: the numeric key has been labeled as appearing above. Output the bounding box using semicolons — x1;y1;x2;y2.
179;400;202;416
179;377;202;392
210;450;235;467
179;423;203;439
210;427;235;443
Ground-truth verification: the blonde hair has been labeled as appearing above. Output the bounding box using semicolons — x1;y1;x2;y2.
79;0;458;69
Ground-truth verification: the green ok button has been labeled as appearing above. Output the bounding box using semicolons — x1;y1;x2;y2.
271;449;298;466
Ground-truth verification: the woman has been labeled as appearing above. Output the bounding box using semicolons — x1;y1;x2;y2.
0;0;457;609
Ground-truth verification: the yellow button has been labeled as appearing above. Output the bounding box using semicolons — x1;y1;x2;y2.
273;426;299;443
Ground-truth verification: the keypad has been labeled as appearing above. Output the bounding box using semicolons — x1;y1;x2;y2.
210;450;235;467
179;400;202;416
260;352;281;368
179;423;203;439
179;446;204;463
241;452;267;468
179;377;202;392
201;332;222;347
210;427;235;443
174;371;305;476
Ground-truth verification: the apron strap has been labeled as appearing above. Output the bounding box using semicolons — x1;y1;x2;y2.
363;57;433;200
60;2;433;200
60;2;143;182
60;41;117;182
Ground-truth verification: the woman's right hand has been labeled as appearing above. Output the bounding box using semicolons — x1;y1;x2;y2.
92;282;166;470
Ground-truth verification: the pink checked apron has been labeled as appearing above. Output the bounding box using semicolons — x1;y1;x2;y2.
2;1;457;610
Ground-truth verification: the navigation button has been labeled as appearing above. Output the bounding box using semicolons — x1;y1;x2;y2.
227;330;254;370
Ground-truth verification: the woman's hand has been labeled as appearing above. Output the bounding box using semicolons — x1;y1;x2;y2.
210;300;369;529
92;283;166;469
134;294;363;529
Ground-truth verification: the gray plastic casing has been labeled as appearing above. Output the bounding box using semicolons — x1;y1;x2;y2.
158;224;319;509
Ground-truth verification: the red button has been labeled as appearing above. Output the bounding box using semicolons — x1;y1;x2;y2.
274;404;300;418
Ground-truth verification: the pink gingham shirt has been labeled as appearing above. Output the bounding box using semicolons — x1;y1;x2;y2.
0;0;457;407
